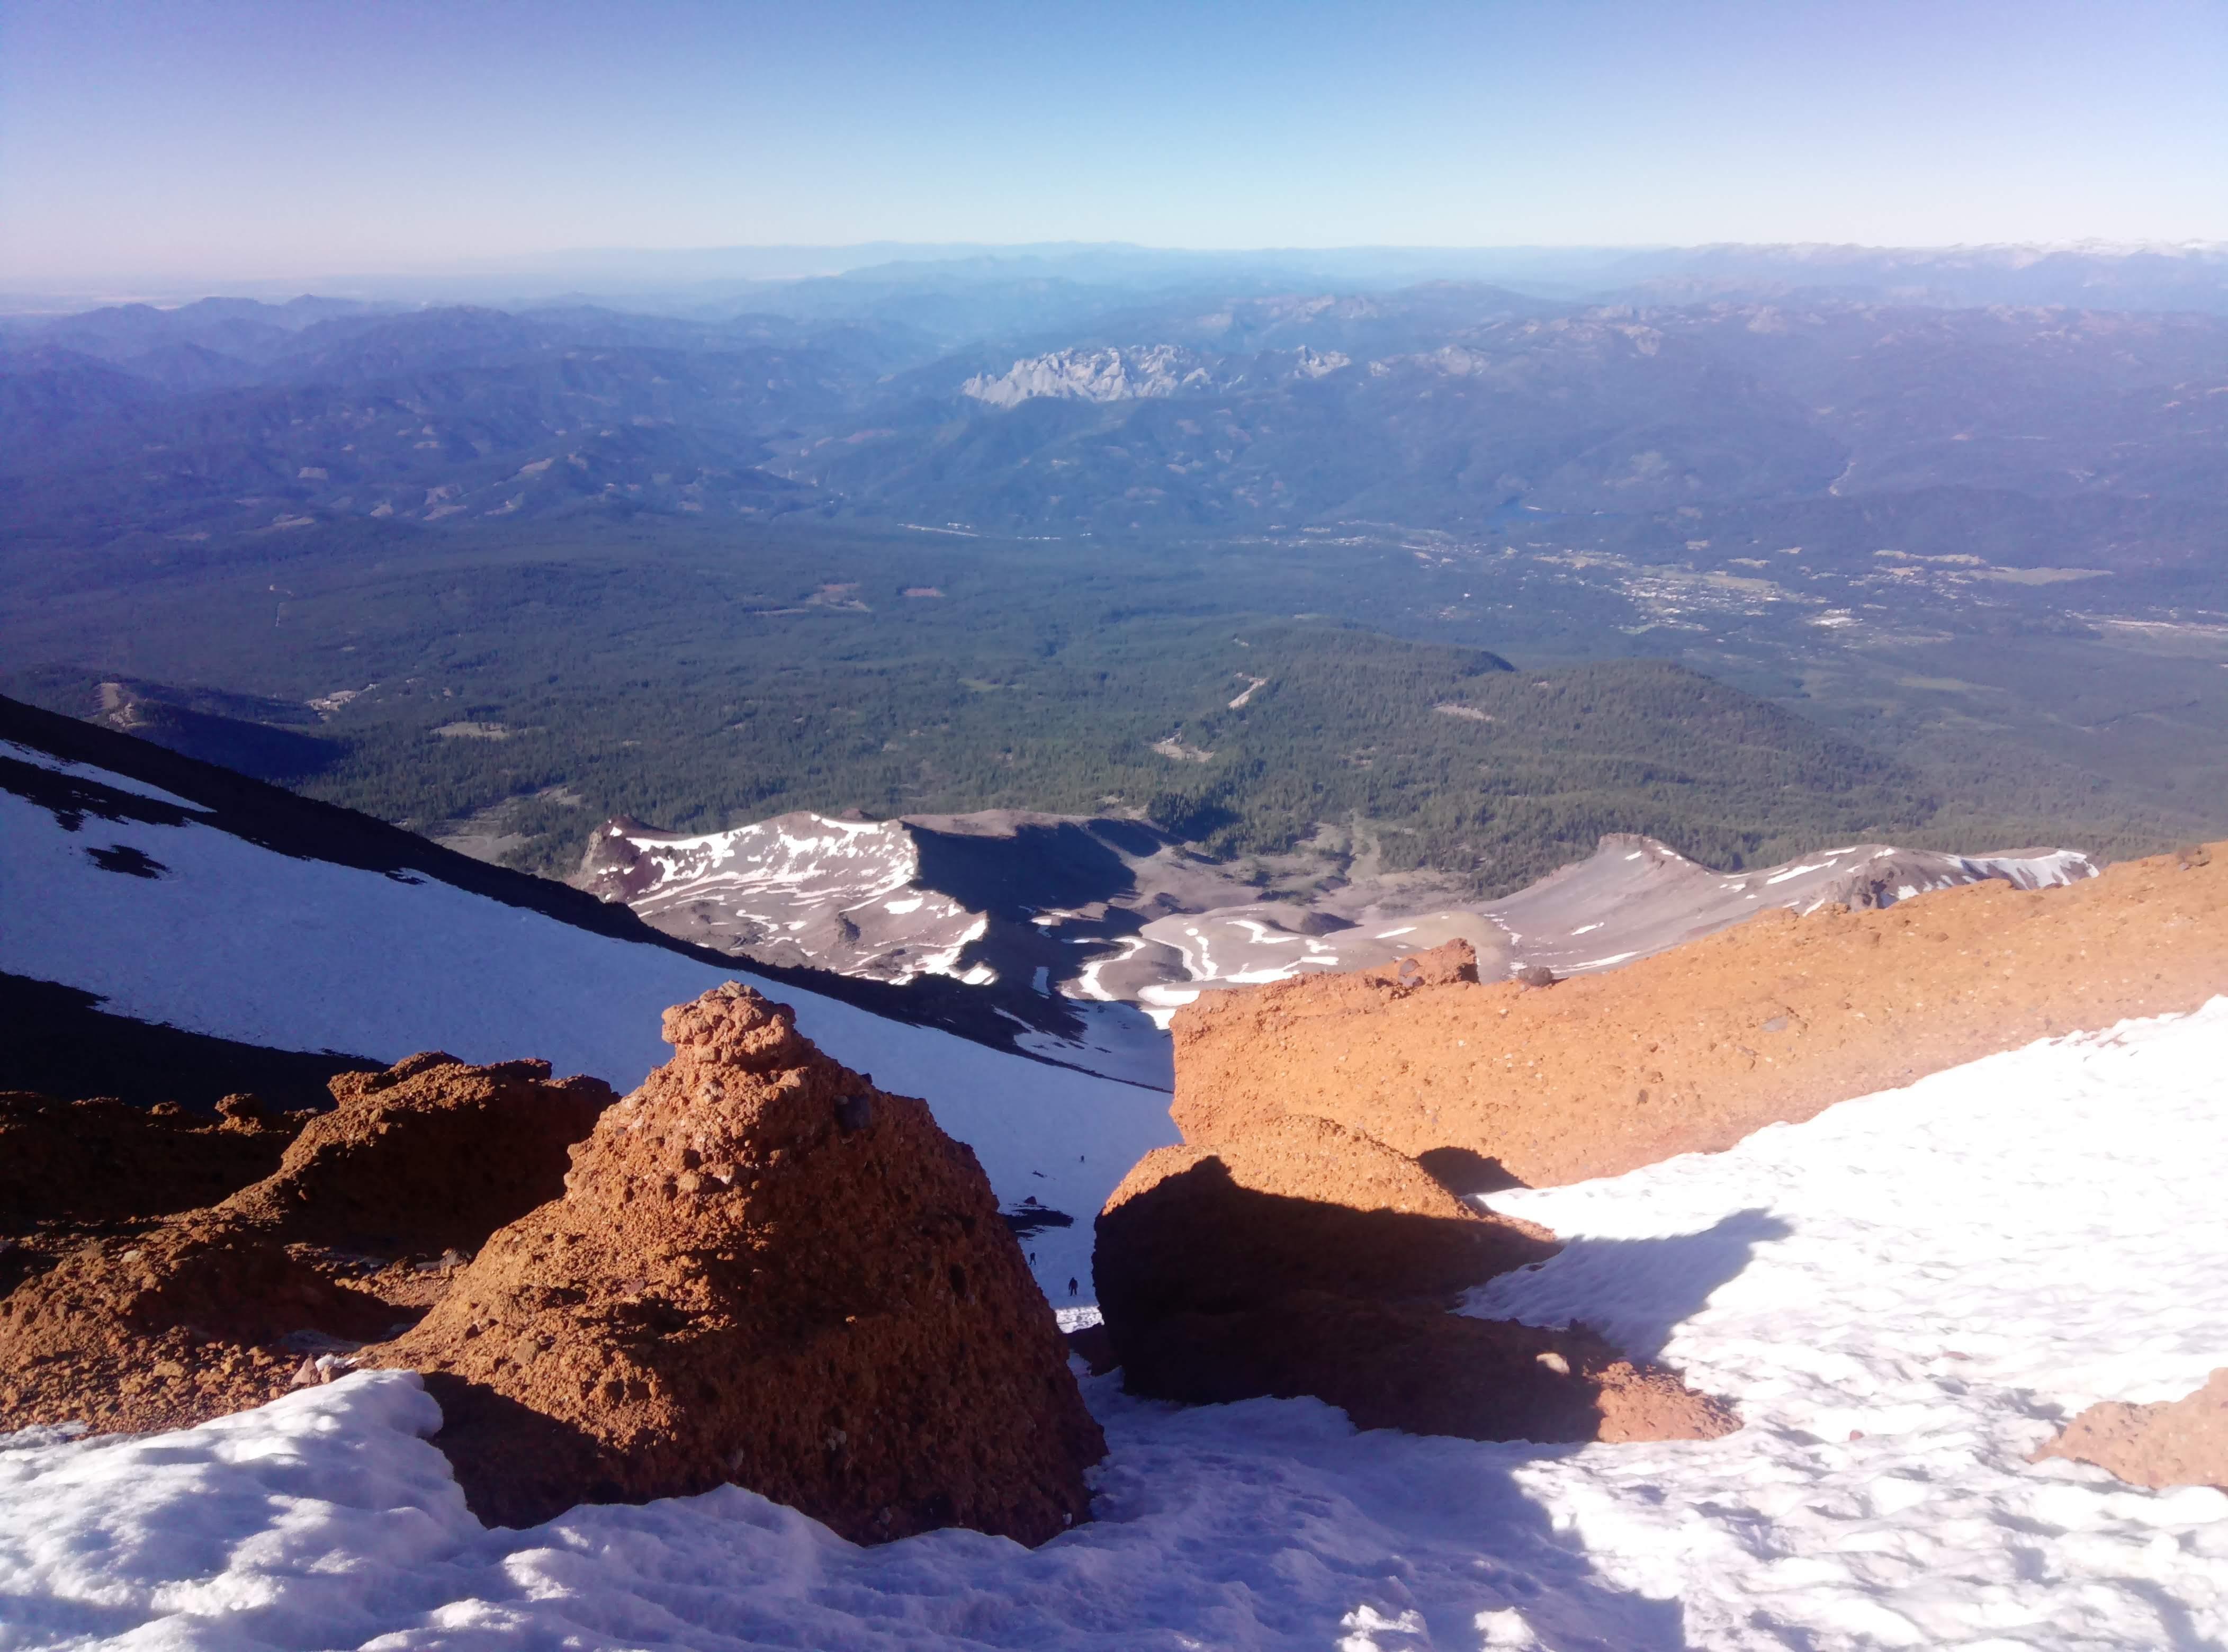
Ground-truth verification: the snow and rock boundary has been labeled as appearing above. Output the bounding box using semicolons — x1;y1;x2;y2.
6;1002;2227;1648
1167;839;2228;1189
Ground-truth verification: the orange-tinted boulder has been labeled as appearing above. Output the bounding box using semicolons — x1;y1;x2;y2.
2034;1368;2228;1491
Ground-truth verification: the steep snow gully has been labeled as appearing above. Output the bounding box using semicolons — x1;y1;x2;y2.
5;1003;2225;1650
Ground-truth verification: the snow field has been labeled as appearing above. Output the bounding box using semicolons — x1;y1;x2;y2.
1468;999;2228;1649
4;1005;2225;1648
0;766;1179;1303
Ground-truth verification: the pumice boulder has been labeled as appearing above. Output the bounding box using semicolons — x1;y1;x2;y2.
369;983;1105;1542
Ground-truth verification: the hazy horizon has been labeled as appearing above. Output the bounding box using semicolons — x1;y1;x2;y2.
14;235;2228;315
5;0;2224;289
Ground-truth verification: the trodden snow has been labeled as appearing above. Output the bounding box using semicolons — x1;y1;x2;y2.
5;1003;2225;1649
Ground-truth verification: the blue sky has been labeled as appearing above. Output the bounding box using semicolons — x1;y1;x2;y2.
3;0;2224;283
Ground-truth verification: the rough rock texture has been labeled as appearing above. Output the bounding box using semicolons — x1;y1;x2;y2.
365;984;1104;1544
218;1053;615;1252
0;1091;300;1234
0;1055;614;1437
2033;1369;2228;1490
1094;1103;1733;1444
1169;846;2228;1188
1096;1114;1558;1328
0;1217;400;1433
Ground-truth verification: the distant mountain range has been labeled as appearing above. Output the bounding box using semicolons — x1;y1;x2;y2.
6;270;2227;571
13;239;2226;312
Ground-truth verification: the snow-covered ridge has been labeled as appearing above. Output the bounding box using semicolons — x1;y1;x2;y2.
580;798;2098;1032
962;346;1211;407
958;345;1353;407
7;1002;2223;1648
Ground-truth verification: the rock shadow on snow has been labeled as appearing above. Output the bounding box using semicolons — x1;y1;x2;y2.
1417;1145;1528;1196
1098;1155;1736;1446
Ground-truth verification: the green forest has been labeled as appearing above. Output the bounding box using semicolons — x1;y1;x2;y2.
4;511;2212;894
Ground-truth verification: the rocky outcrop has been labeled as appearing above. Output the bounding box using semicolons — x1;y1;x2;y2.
1093;1079;1735;1445
961;346;1211;407
2034;1369;2228;1490
217;1052;614;1252
1095;1112;1555;1332
0;1215;400;1433
0;1055;614;1438
0;1091;300;1233
1168;845;2228;1188
365;984;1103;1543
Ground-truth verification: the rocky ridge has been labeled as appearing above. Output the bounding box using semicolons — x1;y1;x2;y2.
580;795;2095;1036
0;988;1099;1547
1166;842;2228;1189
0;1056;614;1436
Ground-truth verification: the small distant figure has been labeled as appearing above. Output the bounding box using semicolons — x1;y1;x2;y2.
1515;963;1558;989
1067;1277;1079;1297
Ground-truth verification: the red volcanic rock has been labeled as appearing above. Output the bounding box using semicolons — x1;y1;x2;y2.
0;1216;398;1434
0;1054;615;1438
2034;1369;2228;1490
1169;845;2228;1189
366;983;1104;1543
1094;1112;1731;1444
1095;1113;1557;1333
219;1053;615;1252
0;1090;300;1234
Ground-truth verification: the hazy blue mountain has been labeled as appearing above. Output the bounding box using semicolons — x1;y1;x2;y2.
6;276;2226;574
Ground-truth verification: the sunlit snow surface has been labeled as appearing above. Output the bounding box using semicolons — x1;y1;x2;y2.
5;1007;2226;1649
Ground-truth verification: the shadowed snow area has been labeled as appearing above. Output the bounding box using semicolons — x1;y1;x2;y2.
5;1004;2224;1649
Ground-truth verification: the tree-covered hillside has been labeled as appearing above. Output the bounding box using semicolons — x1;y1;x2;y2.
5;515;1941;895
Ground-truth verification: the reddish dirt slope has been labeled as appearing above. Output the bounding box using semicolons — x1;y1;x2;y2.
0;1056;613;1436
2035;1369;2228;1490
1170;843;2228;1188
